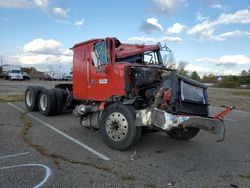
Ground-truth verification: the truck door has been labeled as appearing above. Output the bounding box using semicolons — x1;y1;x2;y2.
88;40;111;100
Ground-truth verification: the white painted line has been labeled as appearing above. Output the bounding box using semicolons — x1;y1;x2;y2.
0;163;51;188
7;102;111;161
0;152;29;159
8;102;25;113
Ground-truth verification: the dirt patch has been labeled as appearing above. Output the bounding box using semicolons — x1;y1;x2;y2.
0;94;24;102
239;174;250;179
122;176;136;181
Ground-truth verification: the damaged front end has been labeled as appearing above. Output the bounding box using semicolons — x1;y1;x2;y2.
136;107;227;134
133;71;234;140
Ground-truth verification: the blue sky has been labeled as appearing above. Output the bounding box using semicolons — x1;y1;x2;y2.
0;0;250;75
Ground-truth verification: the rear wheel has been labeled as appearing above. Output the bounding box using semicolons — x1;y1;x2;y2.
53;88;65;114
25;86;43;111
167;127;200;140
38;89;57;116
100;104;137;150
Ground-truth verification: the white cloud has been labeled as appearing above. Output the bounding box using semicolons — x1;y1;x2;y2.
185;64;216;75
187;20;215;39
196;55;250;67
19;54;72;65
0;0;32;8
33;0;48;7
52;7;68;19
20;38;72;65
23;38;61;54
147;18;163;31
74;19;85;27
183;62;241;76
218;55;250;65
196;57;216;63
0;53;19;65
0;0;49;9
222;69;239;75
140;18;163;33
0;1;72;22
210;4;223;9
196;12;209;22
128;36;183;44
187;9;250;40
166;23;185;34
218;9;250;24
19;54;55;64
152;0;185;16
211;30;250;41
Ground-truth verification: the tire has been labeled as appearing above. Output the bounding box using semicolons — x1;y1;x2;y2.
100;103;137;150
38;88;57;116
25;86;42;111
167;127;200;140
52;88;65;114
132;127;142;145
126;105;142;145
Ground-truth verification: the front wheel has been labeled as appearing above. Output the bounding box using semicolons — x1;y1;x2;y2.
100;104;137;150
167;127;200;140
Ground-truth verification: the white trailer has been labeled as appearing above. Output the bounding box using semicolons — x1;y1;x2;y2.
2;64;21;74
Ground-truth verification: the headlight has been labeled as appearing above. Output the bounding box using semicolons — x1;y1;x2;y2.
180;81;205;103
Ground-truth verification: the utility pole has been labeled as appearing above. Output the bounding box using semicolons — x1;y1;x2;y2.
0;57;2;76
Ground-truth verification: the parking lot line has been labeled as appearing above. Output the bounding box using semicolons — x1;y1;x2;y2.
0;152;29;159
7;102;111;161
0;163;51;188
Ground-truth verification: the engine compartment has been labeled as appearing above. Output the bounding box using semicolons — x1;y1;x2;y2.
128;67;209;116
131;67;161;87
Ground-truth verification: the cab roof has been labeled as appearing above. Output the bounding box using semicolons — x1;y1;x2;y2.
72;37;160;59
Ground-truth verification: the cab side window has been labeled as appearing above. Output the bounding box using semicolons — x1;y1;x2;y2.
94;41;108;65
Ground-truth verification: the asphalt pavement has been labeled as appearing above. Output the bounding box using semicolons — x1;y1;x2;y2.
0;101;250;188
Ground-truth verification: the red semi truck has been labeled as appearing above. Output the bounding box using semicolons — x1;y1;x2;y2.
24;37;233;150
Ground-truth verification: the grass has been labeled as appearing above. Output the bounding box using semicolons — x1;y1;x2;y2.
231;91;250;97
0;94;24;102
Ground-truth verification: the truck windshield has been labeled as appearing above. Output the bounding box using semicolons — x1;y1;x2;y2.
143;51;161;64
119;50;163;65
11;70;21;73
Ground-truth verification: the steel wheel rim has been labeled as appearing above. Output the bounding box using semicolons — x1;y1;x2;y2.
26;90;32;107
106;112;128;141
39;94;48;111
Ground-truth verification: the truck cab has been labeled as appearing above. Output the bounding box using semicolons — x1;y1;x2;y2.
6;69;23;80
72;38;163;100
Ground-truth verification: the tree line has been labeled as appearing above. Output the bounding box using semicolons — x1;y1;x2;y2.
176;68;250;88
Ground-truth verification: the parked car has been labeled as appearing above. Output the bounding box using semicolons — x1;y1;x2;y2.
62;74;72;81
38;73;52;81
